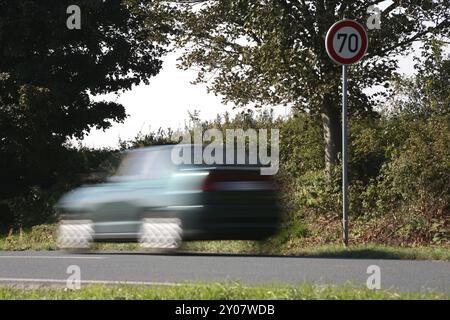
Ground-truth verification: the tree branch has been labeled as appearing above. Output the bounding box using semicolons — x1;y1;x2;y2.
368;19;449;58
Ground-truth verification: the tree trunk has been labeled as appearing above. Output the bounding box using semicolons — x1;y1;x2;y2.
321;97;341;179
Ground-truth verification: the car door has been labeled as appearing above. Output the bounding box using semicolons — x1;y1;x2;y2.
93;149;174;237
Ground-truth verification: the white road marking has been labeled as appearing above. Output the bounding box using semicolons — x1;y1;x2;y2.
0;277;179;286
0;256;105;259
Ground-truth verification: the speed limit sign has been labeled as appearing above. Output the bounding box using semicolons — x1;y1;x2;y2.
325;19;368;65
325;19;368;247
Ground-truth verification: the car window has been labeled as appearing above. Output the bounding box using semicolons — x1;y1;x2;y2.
141;149;174;179
114;152;146;178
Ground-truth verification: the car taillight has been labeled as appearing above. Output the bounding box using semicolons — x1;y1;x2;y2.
202;172;274;191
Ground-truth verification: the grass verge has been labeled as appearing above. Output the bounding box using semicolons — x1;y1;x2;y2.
0;283;447;300
1;224;449;261
183;241;450;260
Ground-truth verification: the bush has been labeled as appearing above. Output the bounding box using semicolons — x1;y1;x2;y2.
365;116;449;245
0;146;117;231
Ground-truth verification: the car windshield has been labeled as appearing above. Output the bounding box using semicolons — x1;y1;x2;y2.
114;152;144;177
111;149;174;180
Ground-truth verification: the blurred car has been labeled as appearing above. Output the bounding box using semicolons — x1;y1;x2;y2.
55;144;281;250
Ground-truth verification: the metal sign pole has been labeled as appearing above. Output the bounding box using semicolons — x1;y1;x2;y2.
326;19;367;247
342;64;349;247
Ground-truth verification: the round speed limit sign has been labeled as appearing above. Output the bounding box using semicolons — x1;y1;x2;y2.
325;19;368;65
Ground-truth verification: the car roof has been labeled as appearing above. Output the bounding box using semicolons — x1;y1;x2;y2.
126;144;202;153
127;144;270;168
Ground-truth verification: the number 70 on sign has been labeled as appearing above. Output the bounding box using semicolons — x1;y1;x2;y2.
325;19;368;65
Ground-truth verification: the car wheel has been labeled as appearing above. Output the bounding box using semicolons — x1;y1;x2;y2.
57;220;94;250
139;218;182;249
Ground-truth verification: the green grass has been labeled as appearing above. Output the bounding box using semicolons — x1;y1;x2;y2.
184;241;450;261
1;224;449;261
0;283;447;300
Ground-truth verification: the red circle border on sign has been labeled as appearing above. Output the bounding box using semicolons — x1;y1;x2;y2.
325;20;368;65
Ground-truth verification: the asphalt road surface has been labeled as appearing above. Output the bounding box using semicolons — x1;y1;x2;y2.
0;251;448;293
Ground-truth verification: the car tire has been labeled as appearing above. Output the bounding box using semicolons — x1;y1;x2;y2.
57;220;94;250
139;218;182;249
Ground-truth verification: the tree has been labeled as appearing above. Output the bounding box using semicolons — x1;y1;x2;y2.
169;0;449;175
0;0;173;200
388;39;449;118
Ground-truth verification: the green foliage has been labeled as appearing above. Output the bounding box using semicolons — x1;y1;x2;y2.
0;283;447;300
281;110;449;246
290;169;341;216
0;146;119;230
272;219;310;246
173;1;448;110
0;0;171;202
0;0;174;228
278;114;324;177
118;127;177;150
365;116;449;244
167;0;449;171
388;39;450;118
0;224;57;251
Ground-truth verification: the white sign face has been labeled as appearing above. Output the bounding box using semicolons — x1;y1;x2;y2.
332;26;363;59
325;20;368;65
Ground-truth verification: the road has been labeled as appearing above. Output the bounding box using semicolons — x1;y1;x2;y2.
0;251;448;293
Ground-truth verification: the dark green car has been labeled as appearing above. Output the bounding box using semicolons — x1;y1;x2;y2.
56;145;281;249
